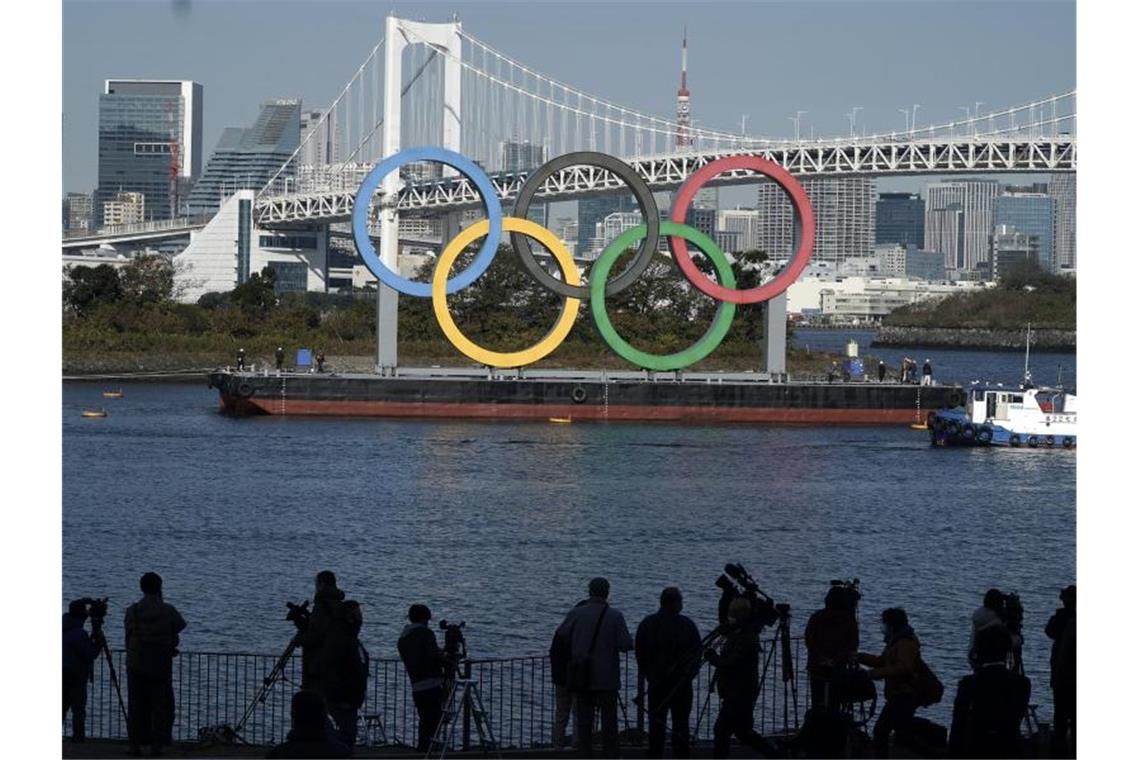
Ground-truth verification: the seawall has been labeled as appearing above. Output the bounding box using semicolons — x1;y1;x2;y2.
872;326;1076;352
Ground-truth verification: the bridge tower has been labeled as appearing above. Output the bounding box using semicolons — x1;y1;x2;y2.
376;16;463;372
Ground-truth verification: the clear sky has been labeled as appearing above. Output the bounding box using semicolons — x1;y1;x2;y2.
62;0;1075;195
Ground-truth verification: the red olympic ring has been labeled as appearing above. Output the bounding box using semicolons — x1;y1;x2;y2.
670;155;816;305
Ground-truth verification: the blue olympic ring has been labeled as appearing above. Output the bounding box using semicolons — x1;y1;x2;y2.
352;146;504;297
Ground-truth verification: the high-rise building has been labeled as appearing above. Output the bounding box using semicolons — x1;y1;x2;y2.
500;139;546;172
990;225;1040;280
102;191;146;226
62;192;94;233
96;80;203;225
298;109;340;166
685;206;717;241
675;28;692;149
187;99;301;215
875;192;925;247
578;195;636;256
718;208;761;252
1050;173;1076;271
756;177;876;264
993;192;1054;271
925;179;998;272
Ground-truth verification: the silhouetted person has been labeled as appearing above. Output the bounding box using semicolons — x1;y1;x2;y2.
316;351;326;373
949;626;1030;758
293;571;365;747
555;577;634;758
970;589;1007;668
63;600;99;742
707;597;779;759
921;359;933;386
266;689;351;758
125;572;186;757
636;587;701;758
878;360;887;383
1045;585;1076;758
398;604;449;752
276;346;285;371
237;348;246;371
804;586;860;710
858;608;920;758
827;361;838;383
550;601;586;750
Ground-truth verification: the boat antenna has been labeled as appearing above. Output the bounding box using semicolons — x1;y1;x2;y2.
1022;323;1033;388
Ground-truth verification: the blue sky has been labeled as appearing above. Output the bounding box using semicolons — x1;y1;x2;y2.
63;0;1075;194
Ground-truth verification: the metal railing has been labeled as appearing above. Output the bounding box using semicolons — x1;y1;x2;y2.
67;638;808;749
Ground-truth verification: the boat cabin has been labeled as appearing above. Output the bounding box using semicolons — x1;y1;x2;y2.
968;387;1078;425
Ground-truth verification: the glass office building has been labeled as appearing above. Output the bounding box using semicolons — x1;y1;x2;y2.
876;192;925;247
95;80;202;226
993;193;1055;272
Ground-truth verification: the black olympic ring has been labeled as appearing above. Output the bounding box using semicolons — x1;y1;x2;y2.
510;151;660;299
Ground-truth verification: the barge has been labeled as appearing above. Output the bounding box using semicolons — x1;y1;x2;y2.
207;369;965;425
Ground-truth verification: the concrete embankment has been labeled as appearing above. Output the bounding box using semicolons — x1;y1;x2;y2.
872;326;1076;352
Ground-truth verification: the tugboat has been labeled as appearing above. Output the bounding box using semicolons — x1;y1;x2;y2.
927;325;1076;449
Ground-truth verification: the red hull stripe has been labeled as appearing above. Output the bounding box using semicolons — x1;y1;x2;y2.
230;397;920;425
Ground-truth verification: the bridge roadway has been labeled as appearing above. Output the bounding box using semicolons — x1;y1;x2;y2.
254;136;1076;227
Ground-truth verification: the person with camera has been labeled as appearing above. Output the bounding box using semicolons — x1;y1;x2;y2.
1045;585;1076;758
948;626;1031;758
804;585;860;711
63;599;100;742
398;604;451;752
635;586;701;759
554;577;634;758
266;690;351;759
292;570;367;749
858;608;928;758
706;597;779;759
125;572;186;757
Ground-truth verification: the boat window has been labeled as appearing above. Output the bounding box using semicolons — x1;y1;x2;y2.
973;389;985;401
1009;395;1023;404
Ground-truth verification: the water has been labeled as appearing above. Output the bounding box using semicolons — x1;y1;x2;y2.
793;328;1076;389
63;379;1074;722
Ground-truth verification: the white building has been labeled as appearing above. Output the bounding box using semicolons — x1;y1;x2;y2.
925;178;999;273
874;244;908;277
756;176;875;264
718;208;761;252
785;271;989;321
101;192;146;226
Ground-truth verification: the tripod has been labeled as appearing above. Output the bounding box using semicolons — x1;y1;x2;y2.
427;676;499;758
201;635;301;744
763;608;799;735
92;624;128;725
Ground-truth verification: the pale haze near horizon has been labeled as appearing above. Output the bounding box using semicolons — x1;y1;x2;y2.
62;0;1075;197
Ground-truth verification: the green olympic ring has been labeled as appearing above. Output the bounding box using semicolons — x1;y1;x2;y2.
590;222;737;372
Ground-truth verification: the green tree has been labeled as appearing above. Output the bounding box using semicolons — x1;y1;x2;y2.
119;255;175;304
63;264;123;314
230;266;278;313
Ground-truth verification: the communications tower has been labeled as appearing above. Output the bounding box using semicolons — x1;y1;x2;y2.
675;28;692;149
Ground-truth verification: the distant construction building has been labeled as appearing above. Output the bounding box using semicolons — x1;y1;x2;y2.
62;192;94;233
756;177;875;264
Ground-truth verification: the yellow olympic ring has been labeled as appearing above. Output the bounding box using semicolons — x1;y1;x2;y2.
432;217;581;368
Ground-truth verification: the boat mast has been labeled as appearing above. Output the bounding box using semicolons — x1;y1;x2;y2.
1023;323;1033;387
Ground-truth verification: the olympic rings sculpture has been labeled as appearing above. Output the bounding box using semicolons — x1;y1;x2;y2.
353;147;816;371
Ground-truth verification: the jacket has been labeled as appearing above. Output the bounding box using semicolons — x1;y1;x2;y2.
858;625;921;700
948;664;1031;758
555;597;634;692
635;609;700;688
1045;608;1076;691
296;587;346;690
63;613;99;681
124;593;186;676
803;608;859;678
707;623;759;702
397;623;448;692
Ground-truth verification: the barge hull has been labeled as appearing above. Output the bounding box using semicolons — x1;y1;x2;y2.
209;371;962;426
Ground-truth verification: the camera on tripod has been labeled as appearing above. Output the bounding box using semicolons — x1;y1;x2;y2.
715;563;785;630
285;600;311;629
996;591;1024;636
439;619;467;666
77;597;110;635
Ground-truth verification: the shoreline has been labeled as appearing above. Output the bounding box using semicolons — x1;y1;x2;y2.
871;326;1076;352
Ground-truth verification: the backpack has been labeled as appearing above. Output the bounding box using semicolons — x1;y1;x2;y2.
325;600;370;708
913;656;944;707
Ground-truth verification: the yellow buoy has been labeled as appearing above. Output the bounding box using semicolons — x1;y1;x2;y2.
909;423;928;430
548;417;572;424
81;409;107;418
102;389;124;399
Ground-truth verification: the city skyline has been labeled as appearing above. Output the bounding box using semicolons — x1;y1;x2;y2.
62;1;1075;195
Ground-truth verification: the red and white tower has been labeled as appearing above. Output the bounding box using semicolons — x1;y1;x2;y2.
675;27;692;149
